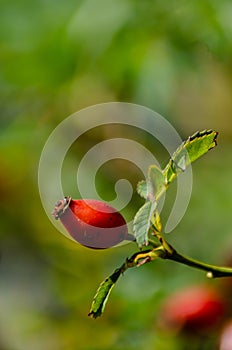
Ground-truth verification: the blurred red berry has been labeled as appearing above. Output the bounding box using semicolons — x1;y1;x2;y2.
52;196;131;249
159;285;226;334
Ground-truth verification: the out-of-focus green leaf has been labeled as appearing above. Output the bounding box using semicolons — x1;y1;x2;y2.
163;130;218;184
133;201;157;247
88;268;121;319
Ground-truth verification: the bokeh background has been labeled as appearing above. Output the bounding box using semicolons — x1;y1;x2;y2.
1;1;232;349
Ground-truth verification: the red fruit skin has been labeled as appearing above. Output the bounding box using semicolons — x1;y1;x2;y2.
159;285;226;334
53;197;129;249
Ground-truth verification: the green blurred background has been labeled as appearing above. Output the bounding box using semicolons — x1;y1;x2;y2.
1;0;232;349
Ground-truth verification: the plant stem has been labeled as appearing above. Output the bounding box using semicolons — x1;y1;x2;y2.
164;247;232;278
148;236;232;278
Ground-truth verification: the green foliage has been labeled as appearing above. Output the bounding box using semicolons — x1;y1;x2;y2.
133;201;157;247
135;166;165;245
133;130;218;248
88;268;121;318
148;165;167;199
137;180;149;200
163;130;218;185
136;165;166;201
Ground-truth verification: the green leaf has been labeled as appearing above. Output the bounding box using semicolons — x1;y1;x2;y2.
137;166;166;201
137;131;217;202
137;180;149;199
148;165;167;200
133;201;157;247
163;130;218;184
134;129;218;247
88;268;121;319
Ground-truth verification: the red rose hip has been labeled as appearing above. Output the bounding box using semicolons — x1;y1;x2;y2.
52;196;131;249
159;285;226;334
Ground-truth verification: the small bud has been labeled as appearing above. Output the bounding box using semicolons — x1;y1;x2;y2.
206;271;213;279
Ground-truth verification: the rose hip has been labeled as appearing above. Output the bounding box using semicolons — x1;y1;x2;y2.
159;285;226;334
52;196;131;249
